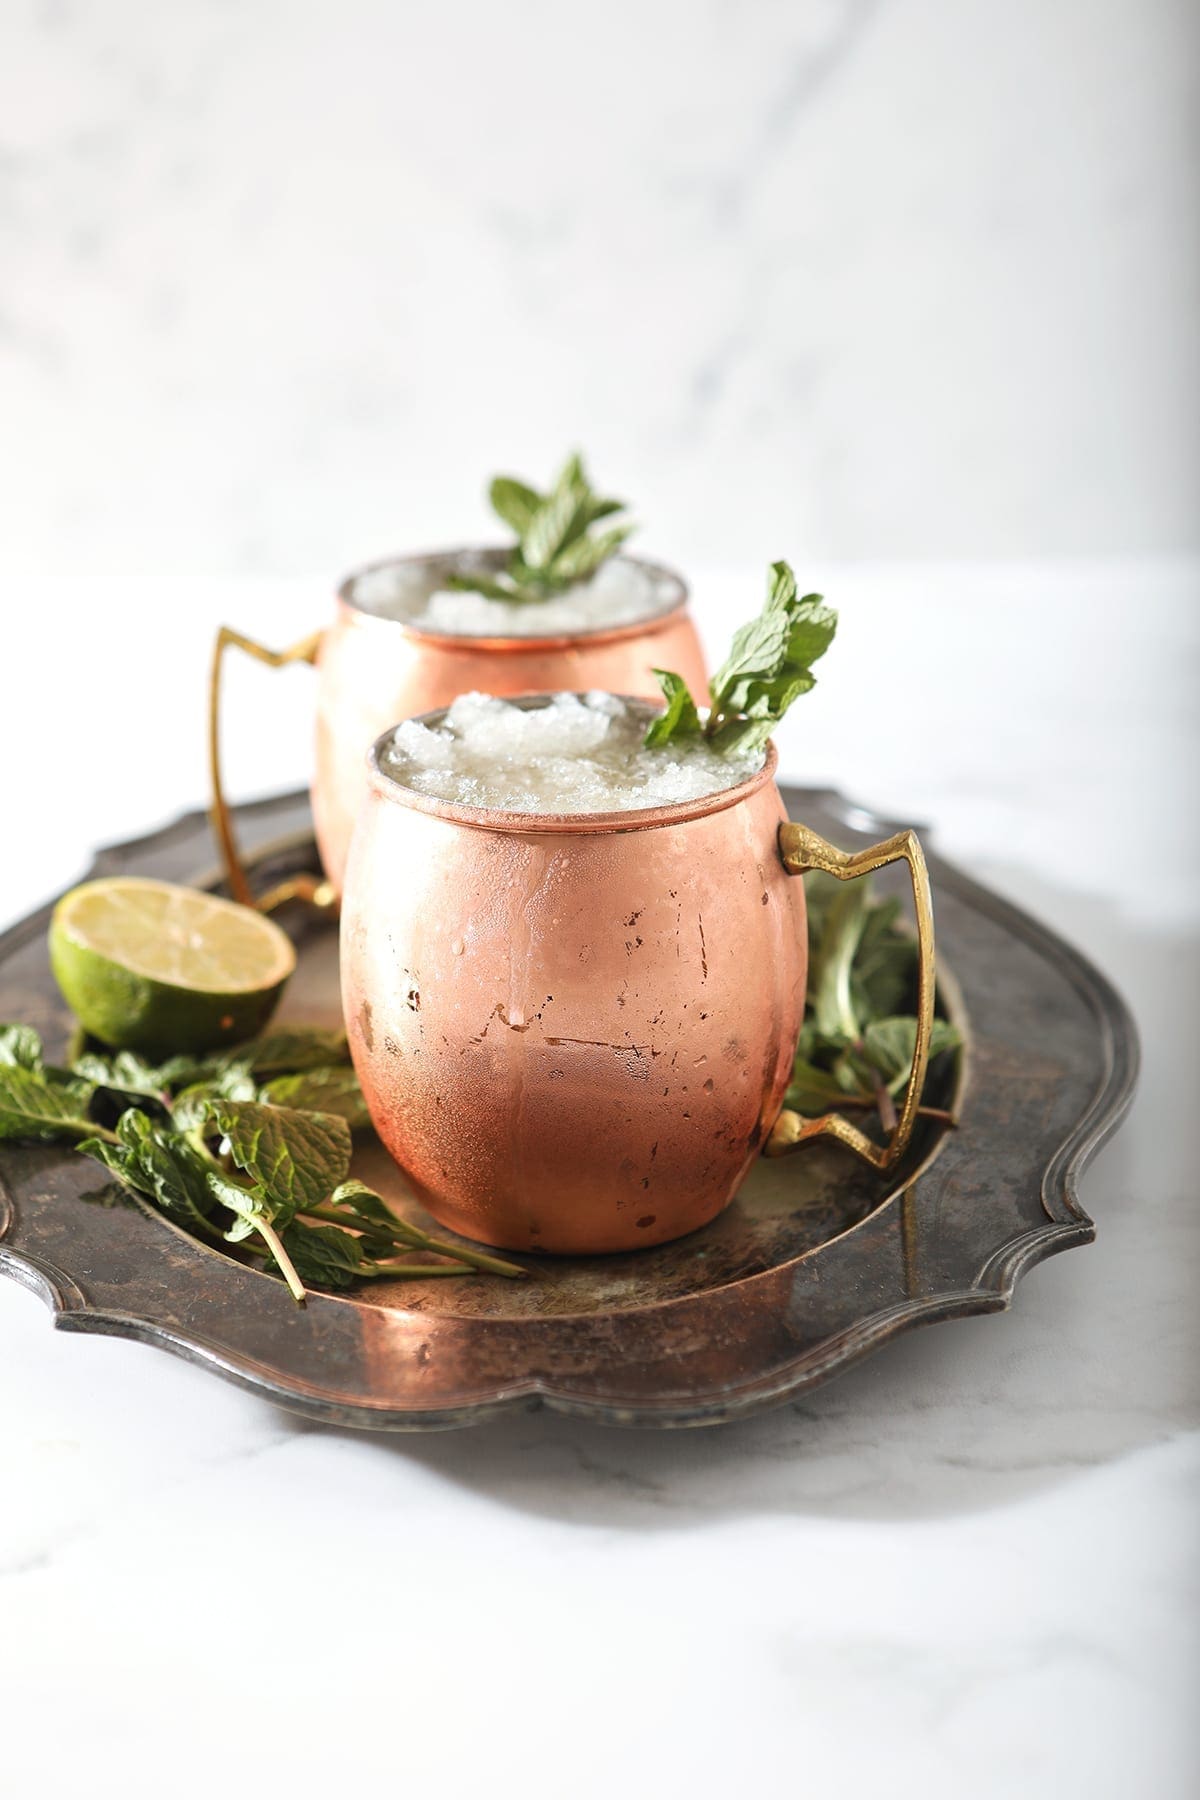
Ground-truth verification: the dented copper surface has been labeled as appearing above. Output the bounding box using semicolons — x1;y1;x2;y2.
341;732;807;1253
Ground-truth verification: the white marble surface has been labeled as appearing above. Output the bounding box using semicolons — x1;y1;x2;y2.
1;0;1197;578
1;561;1197;1797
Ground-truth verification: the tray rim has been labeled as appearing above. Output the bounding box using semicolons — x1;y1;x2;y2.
0;789;1140;1430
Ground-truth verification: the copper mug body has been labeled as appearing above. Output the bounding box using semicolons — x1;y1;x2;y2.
341;733;807;1254
208;550;707;909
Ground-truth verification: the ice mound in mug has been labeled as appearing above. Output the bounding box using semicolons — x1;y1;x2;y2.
379;693;764;815
352;557;673;638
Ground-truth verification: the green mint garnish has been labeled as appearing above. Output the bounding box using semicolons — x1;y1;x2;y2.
446;451;635;605
786;874;961;1128
645;559;837;758
1;1022;526;1302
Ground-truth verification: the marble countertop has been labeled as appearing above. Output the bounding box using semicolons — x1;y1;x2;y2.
1;561;1196;1798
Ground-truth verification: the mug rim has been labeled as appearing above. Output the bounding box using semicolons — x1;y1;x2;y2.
365;694;779;836
336;547;690;650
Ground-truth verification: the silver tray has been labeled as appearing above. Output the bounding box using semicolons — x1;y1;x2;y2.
0;788;1138;1429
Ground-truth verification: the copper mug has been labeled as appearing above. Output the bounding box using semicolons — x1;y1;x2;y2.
341;702;936;1256
208;549;707;911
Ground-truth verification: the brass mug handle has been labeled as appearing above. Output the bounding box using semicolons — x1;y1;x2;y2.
768;821;935;1171
207;625;337;915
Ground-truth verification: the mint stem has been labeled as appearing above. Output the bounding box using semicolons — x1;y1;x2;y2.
75;1121;120;1145
868;1065;899;1134
413;1236;527;1279
303;1202;527;1279
367;1260;477;1279
254;1215;307;1303
183;1123;307;1301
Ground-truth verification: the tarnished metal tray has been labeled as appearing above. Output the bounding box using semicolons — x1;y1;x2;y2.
0;788;1137;1430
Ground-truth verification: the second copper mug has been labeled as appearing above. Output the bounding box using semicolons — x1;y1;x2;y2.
208;549;707;911
341;704;936;1256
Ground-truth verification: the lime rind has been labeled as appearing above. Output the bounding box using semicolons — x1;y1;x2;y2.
49;879;295;1059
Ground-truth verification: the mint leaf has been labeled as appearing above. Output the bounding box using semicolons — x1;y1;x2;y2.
75;1046;261;1127
72;1049;180;1121
324;1180;527;1279
447;572;534;604
861;1017;962;1093
811;883;872;1041
204;1100;352;1212
449;452;635;605
786;596;837;668
67;1029;350;1098
171;1060;258;1130
549;523;635;582
764;559;798;611
79;1110;222;1238
199;1161;285;1246
488;476;541;536
646;559;836;756
784;1057;850;1114
0;1024;43;1072
73;1049;165;1094
328;1177;399;1226
262;1067;371;1131
277;1222;371;1290
520;454;588;571
802;870;841;942
0;1066;96;1143
325;1178;413;1251
580;496;626;525
230;1029;351;1079
848;898;913;1022
705;716;776;760
643;670;702;747
709;610;792;709
726;668;816;722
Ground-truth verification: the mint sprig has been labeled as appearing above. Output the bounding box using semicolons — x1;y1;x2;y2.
645;560;836;758
446;451;635;605
786;873;961;1131
0;1024;527;1301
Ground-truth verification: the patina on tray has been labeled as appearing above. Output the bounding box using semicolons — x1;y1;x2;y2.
0;788;1138;1429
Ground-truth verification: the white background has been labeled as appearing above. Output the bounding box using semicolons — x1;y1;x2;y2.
1;5;1197;1798
1;0;1196;577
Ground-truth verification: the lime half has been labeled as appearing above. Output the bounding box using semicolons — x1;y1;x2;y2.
49;877;296;1058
